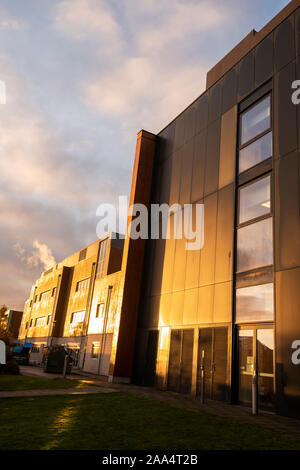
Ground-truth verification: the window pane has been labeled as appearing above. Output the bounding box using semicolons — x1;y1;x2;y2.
238;329;254;403
240;95;271;145
239;329;254;373
236;283;274;322
237;217;273;272
257;329;274;375
239;132;272;173
239;176;271;224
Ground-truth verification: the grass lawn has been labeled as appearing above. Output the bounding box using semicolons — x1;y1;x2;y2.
0;375;97;391
0;392;300;450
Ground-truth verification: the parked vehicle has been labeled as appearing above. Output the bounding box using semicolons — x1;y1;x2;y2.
13;343;31;365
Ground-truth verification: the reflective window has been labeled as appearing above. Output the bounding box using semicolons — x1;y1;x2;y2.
239;175;271;224
91;342;100;358
257;329;274;375
236;283;274;323
239;330;254;374
239;132;272;173
240;95;271;145
237;217;273;272
71;310;85;324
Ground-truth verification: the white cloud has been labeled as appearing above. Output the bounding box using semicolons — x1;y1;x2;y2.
54;0;124;58
137;1;228;52
85;57;207;133
14;240;56;270
54;0;228;134
0;56;94;205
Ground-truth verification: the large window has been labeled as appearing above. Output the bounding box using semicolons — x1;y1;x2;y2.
240;95;271;145
237;217;273;272
96;238;109;279
35;316;46;327
76;278;90;292
70;310;85;324
239;95;272;174
95;303;104;318
91;342;100;358
235;87;274;327
39;290;50;302
236;283;274;323
239;175;271;224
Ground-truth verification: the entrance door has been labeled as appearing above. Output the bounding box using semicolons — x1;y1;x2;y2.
238;326;274;408
197;327;229;401
168;329;194;394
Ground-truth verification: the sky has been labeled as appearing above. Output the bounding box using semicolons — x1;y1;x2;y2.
0;0;289;309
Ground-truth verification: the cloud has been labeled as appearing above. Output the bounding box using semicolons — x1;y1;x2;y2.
54;0;228;134
85;57;207;133
14;240;56;271
54;0;124;58
137;1;228;52
0;6;26;30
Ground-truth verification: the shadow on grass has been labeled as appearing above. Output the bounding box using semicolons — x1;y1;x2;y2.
1;392;300;450
0;375;97;391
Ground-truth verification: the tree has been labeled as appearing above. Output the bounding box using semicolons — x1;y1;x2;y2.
0;305;8;332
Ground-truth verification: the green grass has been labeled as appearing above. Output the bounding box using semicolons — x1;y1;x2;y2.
0;375;97;391
0;392;299;450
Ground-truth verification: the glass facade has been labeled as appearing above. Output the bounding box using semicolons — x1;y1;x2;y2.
238;327;274;407
239;175;270;224
240;95;271;145
237;217;273;272
236;283;274;323
236;88;274;407
239;132;272;173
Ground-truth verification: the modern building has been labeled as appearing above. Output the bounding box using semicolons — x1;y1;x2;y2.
18;0;300;419
127;0;300;419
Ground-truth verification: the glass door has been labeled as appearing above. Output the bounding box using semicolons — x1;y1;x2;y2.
238;326;274;409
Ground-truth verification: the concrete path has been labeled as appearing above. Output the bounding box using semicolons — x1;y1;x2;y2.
0;387;116;398
14;365;300;438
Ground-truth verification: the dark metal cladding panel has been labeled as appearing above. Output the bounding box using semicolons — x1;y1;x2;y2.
191;129;206;203
295;8;300;58
197;327;213;398
275;268;300;418
184;104;196;144
221;67;237;115
208;83;222;124
237;51;255;101
199;192;218;287
215;184;235;284
167;329;181;392
204;118;221;196
274;15;295;72
159;157;172;205
219;106;237;189
273;60;297;159
179;139;194;205
144;330;159;386
254;34;274;88
150;238;166;296
173;113;186;152
212;327;229;401
274;151;300;271
194;92;209;135
180;329;194;394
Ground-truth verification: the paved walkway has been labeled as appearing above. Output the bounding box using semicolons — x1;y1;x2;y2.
0;387;116;398
7;366;299;438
